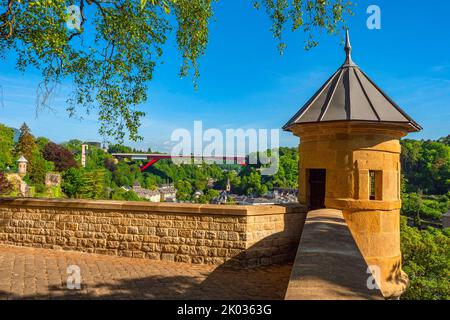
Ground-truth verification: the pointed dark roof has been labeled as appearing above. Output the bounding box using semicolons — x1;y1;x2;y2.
283;31;422;132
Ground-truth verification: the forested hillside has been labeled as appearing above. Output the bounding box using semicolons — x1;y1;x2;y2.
400;136;450;222
399;136;449;300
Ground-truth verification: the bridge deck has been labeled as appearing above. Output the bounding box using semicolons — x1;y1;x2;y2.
110;153;247;171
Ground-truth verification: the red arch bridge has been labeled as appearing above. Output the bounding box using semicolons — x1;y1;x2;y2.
110;154;247;172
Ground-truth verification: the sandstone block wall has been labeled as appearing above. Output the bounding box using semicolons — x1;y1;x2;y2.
0;199;307;268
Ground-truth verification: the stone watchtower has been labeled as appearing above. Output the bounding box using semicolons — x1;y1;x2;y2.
17;155;28;177
283;31;421;298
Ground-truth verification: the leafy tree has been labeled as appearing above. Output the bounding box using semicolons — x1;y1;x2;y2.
198;188;219;204
401;217;450;300
36;136;50;152
28;152;54;189
61;167;84;198
111;188;141;201
215;170;238;190
402;193;449;221
235;168;268;196
266;147;299;188
62;167;106;199
78;170;107;199
14;124;55;189
401;139;450;195
43;142;78;172
0;0;353;141
14;123;38;169
438;135;450;146
84;146;109;170
406;192;423;227
143;173;159;189
0;172;12;195
110;161;143;188
108;144;134;154
175;180;193;201
0;124;15;170
104;157;118;172
62;139;83;154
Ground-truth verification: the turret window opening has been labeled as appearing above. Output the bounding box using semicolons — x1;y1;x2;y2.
369;171;382;200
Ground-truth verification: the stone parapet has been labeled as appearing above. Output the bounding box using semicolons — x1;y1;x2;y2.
0;198;307;268
285;209;384;300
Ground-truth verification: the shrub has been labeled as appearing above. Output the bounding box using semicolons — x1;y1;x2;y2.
0;172;12;195
34;183;46;194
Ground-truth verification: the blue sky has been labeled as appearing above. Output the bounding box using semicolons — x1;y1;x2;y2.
0;0;449;152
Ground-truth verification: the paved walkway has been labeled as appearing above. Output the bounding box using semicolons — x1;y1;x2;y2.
0;245;292;300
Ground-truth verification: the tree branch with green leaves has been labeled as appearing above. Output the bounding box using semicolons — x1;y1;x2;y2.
0;0;353;142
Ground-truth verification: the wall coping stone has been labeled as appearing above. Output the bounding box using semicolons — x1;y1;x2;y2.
0;198;307;216
285;209;384;300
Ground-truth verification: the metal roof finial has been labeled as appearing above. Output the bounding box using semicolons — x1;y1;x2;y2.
344;29;355;66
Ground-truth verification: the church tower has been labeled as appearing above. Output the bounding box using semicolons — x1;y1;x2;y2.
284;31;421;298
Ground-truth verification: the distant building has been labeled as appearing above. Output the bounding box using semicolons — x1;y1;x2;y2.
81;144;88;168
5;156;30;197
226;178;231;192
272;187;298;197
206;178;215;188
84;141;102;148
264;188;298;204
237;197;275;206
122;182;177;203
193;190;204;199
211;190;228;204
132;184;161;202
210;189;298;206
158;185;177;202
